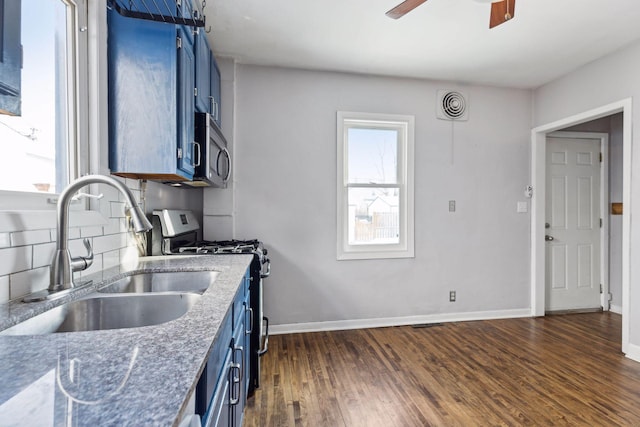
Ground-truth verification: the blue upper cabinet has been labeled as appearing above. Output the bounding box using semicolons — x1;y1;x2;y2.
0;0;22;116
177;26;195;177
194;28;211;113
210;52;222;127
107;8;196;182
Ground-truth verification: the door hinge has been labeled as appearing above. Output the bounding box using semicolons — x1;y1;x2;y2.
177;36;182;49
177;148;183;159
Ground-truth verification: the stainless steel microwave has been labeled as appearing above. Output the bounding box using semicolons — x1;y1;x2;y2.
187;112;231;188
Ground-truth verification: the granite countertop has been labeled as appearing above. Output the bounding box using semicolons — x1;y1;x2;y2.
0;254;254;426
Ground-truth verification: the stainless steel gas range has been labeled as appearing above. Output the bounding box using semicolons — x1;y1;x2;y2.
148;209;270;395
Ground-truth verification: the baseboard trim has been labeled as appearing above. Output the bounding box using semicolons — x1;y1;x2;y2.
625;342;640;363
270;308;532;335
610;304;622;314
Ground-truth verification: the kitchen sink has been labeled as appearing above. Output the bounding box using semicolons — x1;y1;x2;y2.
0;293;200;336
98;271;219;295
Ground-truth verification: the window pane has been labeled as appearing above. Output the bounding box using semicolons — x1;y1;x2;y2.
347;187;400;245
0;0;70;193
347;127;398;184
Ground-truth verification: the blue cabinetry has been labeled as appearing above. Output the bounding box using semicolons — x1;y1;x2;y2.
210;53;222;127
107;9;196;182
195;28;211;114
198;269;252;427
0;0;22;116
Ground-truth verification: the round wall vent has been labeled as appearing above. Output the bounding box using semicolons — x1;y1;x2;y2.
437;90;469;121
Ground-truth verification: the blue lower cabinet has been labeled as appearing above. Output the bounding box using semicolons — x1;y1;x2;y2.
197;268;251;427
107;9;195;182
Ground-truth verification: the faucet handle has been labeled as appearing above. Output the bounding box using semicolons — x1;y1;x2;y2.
70;238;94;272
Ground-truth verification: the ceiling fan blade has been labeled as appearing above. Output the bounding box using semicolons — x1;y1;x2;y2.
489;0;515;28
385;0;428;19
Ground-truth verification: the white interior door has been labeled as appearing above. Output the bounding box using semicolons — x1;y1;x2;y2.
545;136;601;311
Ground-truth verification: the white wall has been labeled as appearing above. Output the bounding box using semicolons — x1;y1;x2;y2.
533;39;640;350
228;65;532;330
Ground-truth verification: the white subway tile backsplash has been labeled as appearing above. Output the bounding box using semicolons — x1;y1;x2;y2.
0;246;32;276
93;233;126;254
33;242;56;268
103;249;121;270
80;225;104;238
10;267;49;300
10;229;50;247
0;179;145;302
0;276;9;304
110;201;126;218
104;218;127;235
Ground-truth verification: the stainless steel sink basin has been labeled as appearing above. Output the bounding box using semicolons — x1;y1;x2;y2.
98;271;219;294
0;293;200;336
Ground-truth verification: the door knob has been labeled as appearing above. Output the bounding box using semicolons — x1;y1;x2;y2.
545;235;554;241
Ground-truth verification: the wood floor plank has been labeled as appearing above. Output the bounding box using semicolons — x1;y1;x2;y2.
244;313;640;426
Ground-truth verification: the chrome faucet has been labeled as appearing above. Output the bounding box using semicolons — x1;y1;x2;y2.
48;175;153;293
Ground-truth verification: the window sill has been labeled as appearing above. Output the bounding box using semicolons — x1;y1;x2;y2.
337;247;415;261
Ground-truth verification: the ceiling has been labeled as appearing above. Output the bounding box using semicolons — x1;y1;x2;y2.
202;0;640;89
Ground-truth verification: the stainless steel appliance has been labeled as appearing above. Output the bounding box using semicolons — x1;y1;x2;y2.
149;209;270;396
184;112;231;188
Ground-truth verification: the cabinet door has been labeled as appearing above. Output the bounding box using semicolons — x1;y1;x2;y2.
203;349;232;427
0;0;21;116
243;292;252;398
194;29;211;113
209;52;222;127
177;27;195;178
231;326;245;427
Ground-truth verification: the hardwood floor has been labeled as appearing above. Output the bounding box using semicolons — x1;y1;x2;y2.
244;313;640;426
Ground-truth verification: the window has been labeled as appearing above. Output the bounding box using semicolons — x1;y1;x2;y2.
0;0;87;199
337;112;414;260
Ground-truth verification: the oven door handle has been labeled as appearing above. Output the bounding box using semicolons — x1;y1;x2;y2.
260;260;271;278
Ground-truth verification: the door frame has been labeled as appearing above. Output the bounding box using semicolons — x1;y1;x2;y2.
530;98;632;355
545;131;610;311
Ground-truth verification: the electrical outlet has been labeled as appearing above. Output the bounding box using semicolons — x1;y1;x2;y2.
449;290;456;302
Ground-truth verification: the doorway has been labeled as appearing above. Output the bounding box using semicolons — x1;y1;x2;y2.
530;99;631;355
544;132;608;312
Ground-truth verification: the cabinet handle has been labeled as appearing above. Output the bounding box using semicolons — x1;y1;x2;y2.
229;362;241;406
192;142;201;167
233;345;244;382
245;307;254;335
222;148;231;182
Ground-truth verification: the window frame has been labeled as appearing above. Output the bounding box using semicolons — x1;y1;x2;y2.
0;0;90;210
336;111;415;260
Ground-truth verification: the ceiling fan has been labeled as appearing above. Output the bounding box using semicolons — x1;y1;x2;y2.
386;0;515;29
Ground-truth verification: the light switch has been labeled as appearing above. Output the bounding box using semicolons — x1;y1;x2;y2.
449;200;456;212
517;201;528;213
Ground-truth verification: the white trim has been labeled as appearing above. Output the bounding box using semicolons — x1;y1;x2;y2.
336;111;415;260
610;304;622;315
270;308;532;335
546;131;610;311
625;343;640;364
530;98;632;355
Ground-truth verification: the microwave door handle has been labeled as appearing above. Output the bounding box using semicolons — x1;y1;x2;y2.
216;149;224;178
222;147;231;182
192;142;201;167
